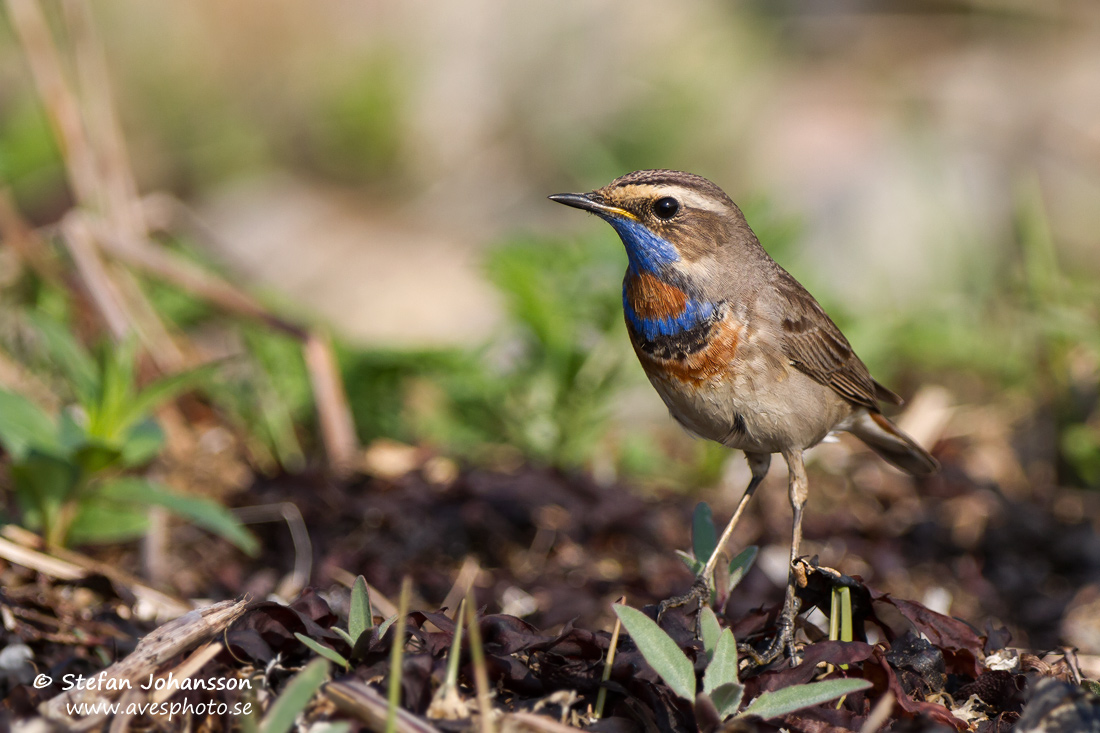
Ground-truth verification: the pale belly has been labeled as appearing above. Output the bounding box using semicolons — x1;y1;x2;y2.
643;361;854;454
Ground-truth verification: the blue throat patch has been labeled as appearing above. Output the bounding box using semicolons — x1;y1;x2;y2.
623;295;716;341
607;216;681;273
605;217;716;340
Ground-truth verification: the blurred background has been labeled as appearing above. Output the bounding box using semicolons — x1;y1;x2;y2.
1;0;1099;650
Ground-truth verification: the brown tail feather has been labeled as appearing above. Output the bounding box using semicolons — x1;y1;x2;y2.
850;411;939;476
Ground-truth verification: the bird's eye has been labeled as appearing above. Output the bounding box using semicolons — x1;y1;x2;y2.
653;197;680;220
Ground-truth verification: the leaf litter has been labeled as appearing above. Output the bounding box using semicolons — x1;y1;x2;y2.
2;460;1100;731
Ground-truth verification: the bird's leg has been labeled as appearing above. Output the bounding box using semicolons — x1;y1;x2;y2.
747;449;808;667
658;452;772;627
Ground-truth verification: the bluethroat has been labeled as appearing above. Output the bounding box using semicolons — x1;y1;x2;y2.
550;170;938;665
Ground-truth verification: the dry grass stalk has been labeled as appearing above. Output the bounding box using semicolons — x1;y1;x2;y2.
0;524;191;619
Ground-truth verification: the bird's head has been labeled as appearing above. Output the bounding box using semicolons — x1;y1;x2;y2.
550;169;754;278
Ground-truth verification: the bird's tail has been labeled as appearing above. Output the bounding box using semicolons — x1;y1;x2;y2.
849;411;939;476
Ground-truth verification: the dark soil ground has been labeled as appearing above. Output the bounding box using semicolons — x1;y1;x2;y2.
4;441;1100;731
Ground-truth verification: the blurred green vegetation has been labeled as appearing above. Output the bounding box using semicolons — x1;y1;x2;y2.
1;1;1098;505
344;234;628;468
0;312;256;551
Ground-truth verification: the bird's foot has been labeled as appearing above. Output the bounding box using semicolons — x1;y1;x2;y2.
656;574;710;634
741;598;803;669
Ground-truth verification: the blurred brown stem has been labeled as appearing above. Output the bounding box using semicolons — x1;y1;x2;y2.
304;332;359;476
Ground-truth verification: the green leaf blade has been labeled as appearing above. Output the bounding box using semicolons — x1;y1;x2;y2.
727;545;758;591
0;390;60;459
349;575;373;643
613;604;695;702
98;477;259;555
260;656;331;733
709;681;745;721
740;678;872;720
703;628;739;694
293;633;349;669
699;606;721;662
691;502;717;563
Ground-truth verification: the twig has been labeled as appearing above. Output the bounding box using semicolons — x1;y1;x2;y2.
231;503;313;599
5;0;102;210
304;332;359;475
326;679;444;733
441;556;482;617
87;220;309;340
149;641;224;704
38;599;248;728
594;597;625;720
59;213;131;340
0;525;190;619
60;0;146;238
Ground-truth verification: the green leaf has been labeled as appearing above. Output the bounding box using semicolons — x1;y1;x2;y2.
0;390;60;459
57;410;88;452
613;604;695;701
293;633;349;669
692;502;716;563
98;477;259;555
739;678;872;720
309;724;351;733
699;606;721;662
704;629;739;694
67;501;150;544
120;419;165;467
72;440;123;475
10;451;80;532
89;337;138;441
23;313;97;402
333;627;355;646
377;613;398;640
727;546;758;591
119;360;223;437
709;681;745;721
349;575;373;643
259;656;330;733
675;549;704;575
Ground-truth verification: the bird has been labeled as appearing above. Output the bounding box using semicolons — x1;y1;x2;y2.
549;169;938;665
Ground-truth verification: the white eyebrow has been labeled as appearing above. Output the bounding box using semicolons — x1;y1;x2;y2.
616;184;730;215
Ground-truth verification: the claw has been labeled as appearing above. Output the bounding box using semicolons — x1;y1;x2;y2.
741;595;803;669
656;575;710;635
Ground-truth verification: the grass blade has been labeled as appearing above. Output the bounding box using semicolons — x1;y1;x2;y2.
386;578;411;733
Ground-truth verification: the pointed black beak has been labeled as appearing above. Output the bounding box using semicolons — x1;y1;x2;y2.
548;192;631;219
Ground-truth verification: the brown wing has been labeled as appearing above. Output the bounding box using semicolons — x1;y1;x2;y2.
771;269;900;410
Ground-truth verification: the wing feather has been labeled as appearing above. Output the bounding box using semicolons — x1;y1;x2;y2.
770;269;885;410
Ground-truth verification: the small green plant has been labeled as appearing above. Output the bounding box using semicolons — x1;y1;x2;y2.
612;604;871;722
295;575;376;670
674;502;759;605
0;320;256;551
255;657;336;733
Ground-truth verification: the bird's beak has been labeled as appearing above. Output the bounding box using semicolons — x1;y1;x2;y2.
548;192;633;220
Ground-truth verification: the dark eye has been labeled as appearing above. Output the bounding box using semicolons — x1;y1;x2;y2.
653;197;679;220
